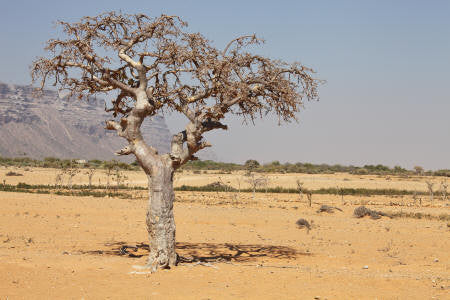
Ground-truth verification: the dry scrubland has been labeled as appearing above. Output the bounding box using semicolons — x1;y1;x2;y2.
0;167;449;299
0;166;447;191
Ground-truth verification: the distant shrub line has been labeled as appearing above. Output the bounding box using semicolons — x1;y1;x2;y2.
0;156;139;170
0;182;429;197
182;160;450;177
353;206;450;221
12;182;146;190
1;156;448;177
174;184;428;196
0;183;131;198
385;211;450;221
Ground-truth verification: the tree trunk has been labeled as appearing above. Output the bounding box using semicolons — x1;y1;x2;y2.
145;161;177;271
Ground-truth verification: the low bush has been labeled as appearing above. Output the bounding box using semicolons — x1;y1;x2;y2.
5;171;23;176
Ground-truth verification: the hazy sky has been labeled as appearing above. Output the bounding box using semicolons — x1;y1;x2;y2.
1;0;449;170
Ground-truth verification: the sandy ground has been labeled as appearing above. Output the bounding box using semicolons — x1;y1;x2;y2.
0;169;449;299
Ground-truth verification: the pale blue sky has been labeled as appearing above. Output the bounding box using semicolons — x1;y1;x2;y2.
1;0;449;169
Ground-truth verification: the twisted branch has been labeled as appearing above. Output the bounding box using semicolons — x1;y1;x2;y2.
32;11;322;170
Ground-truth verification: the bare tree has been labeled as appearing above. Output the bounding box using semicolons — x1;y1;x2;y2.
55;171;64;188
413;166;424;176
296;179;304;201
114;167;127;188
85;168;96;189
66;165;80;191
103;161;116;193
112;167;128;194
245;173;268;201
217;176;230;193
412;189;422;206
425;181;434;205
232;174;243;203
440;181;448;202
336;186;345;205
262;175;270;193
306;190;313;207
31;12;321;272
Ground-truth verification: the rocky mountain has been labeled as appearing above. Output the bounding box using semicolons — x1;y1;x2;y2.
0;82;174;161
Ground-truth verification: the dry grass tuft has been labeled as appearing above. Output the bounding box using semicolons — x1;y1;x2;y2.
353;206;389;220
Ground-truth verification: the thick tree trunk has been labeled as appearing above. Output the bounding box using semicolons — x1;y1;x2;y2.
145;160;177;271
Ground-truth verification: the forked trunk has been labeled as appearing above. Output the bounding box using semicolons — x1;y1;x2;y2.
145;160;177;271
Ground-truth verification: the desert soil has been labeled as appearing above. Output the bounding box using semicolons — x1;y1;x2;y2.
0;168;449;299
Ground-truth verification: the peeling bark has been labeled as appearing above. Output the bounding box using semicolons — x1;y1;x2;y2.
145;159;177;270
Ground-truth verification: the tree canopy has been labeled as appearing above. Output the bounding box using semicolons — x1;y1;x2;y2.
32;12;321;169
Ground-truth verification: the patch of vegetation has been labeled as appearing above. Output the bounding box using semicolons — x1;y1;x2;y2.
434;169;450;177
181;160;242;172
175;184;427;196
384;211;450;221
10;182;145;191
5;171;23;176
295;218;311;231
0;156;139;171
316;205;342;213
0;182;131;198
353;206;389;219
353;206;450;222
1;156;449;177
0;181;434;198
176;182;236;192
315;187;427;196
181;160;449;177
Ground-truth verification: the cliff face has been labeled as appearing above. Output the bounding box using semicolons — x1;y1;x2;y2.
0;82;172;161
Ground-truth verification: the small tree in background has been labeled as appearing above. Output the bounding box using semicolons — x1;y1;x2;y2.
113;167;128;193
31;12;321;272
66;164;80;191
245;173;268;201
103;161;117;193
336;186;345;205
55;171;64;188
412;190;422;206
306;189;313;207
244;159;260;174
296;179;304;201
232;175;244;203
414;166;424;176
85;168;96;189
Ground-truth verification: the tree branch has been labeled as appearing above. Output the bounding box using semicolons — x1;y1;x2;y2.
222;35;258;57
32;11;321;171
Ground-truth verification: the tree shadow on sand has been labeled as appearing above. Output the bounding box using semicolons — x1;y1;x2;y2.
82;241;310;263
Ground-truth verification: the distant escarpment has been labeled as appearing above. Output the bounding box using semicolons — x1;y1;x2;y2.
0;82;174;161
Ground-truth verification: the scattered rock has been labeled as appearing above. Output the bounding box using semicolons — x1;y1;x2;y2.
363;265;369;269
